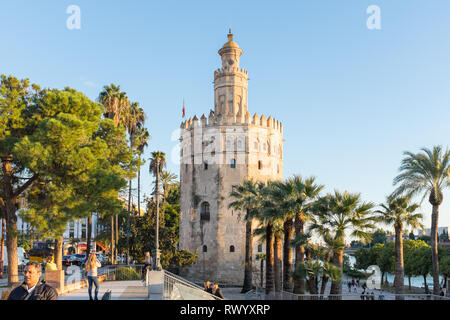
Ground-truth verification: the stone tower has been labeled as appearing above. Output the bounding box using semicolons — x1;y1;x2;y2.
179;31;284;285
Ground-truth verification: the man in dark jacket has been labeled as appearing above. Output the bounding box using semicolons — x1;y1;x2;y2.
8;262;58;300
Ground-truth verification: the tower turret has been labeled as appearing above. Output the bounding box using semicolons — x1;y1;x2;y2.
214;30;248;119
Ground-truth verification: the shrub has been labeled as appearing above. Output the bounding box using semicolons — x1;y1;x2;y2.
115;267;140;280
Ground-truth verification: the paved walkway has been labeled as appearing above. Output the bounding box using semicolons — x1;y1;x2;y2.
58;280;148;300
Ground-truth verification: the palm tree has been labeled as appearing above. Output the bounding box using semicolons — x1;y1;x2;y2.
310;191;376;298
393;146;450;294
253;221;275;296
149;151;166;270
98;84;131;264
375;195;424;298
229;180;265;293
135;127;150;217
160;171;178;207
99;84;131;127
263;180;295;292
255;253;266;288
256;182;285;296
281;175;324;294
125;102;146;263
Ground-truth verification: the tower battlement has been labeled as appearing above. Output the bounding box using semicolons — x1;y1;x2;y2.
214;67;248;78
180;112;283;133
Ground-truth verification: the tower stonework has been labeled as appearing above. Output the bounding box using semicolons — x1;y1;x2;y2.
179;31;284;285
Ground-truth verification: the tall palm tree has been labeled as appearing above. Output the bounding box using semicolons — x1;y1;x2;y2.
135;126;150;217
264;180;294;292
280;175;324;294
99;84;131;127
310;191;376;298
256;182;285;295
253;221;275;296
98;84;130;264
149;151;166;270
125;103;146;262
229;179;265;293
375;195;424;299
393;146;450;294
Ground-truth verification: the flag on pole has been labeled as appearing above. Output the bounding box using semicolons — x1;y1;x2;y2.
182;99;185;118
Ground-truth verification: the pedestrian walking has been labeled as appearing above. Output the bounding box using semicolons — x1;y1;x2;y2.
353;284;357;293
347;281;352;292
370;292;375;300
378;290;384;300
356;278;360;287
85;253;102;300
144;252;152;279
8;262;57;300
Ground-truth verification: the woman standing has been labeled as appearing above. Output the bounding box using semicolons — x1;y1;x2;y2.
85;253;102;300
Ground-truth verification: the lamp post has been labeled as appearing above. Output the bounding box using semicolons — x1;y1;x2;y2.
153;165;162;271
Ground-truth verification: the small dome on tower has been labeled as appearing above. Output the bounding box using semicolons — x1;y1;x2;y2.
221;29;240;49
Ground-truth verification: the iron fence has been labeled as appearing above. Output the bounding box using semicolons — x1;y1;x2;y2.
160;270;223;300
103;264;146;281
245;289;450;301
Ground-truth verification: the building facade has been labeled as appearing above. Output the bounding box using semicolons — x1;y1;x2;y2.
179;31;284;285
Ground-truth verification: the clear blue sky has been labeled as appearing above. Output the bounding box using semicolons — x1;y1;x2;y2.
1;1;449;234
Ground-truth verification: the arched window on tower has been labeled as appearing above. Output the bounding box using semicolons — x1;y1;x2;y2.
203;245;207;253
200;202;210;221
230;245;235;253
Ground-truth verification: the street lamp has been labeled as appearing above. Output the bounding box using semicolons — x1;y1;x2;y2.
152;179;163;271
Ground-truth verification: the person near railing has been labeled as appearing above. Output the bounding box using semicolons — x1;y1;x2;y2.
203;281;212;294
144;252;152;281
85;253;102;300
211;283;224;299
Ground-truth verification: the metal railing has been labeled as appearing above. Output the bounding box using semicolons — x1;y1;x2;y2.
161;270;223;300
103;264;146;281
256;290;450;300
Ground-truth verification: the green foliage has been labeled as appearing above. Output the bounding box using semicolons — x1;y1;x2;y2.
14;86;132;239
125;201;197;274
371;230;387;245
343;255;366;279
438;246;450;278
115;267;140;280
418;236;431;244
17;238;32;251
354;247;377;270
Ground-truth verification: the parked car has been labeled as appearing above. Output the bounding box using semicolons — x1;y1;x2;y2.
62;255;72;266
94;253;105;265
69;254;86;266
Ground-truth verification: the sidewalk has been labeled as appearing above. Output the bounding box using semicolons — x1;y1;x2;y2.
58;280;148;300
